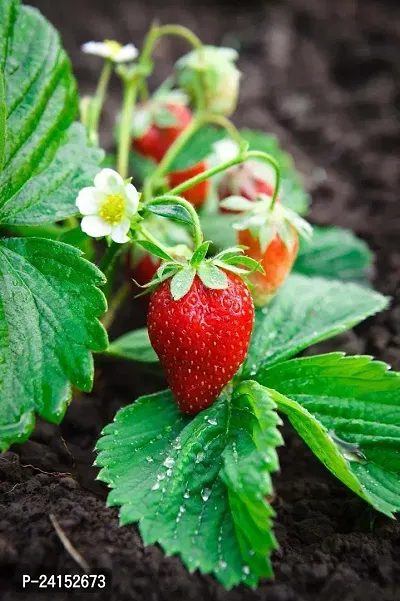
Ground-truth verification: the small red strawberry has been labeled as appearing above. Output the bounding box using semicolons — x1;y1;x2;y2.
145;243;259;414
167;161;210;208
131;90;192;163
233;196;312;306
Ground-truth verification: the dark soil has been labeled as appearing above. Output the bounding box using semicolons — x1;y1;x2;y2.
1;0;400;599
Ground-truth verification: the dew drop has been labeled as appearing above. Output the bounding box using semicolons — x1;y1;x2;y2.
163;457;175;468
146;456;154;463
184;489;190;499
157;473;165;481
201;487;211;501
242;565;250;575
207;418;217;426
219;560;227;570
196;452;205;464
166;469;172;477
151;481;160;491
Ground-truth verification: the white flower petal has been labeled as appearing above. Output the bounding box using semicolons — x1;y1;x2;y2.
82;41;112;59
124;183;139;216
76;187;104;215
115;44;139;63
81;215;112;238
94;168;124;194
111;219;131;243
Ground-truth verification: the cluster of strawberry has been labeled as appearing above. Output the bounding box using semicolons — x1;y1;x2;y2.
128;69;311;416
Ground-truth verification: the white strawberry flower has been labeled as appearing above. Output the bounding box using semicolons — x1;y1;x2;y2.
76;169;140;243
82;40;138;63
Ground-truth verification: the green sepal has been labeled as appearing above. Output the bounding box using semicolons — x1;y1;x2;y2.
170;265;196;300
135;239;175;262
147;203;194;226
198;262;228;289
190;241;210;266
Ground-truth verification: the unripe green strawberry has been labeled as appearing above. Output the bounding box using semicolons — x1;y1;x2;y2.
148;271;254;414
176;46;241;116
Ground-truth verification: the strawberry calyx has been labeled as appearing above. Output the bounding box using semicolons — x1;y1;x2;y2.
133;238;263;301
222;193;312;252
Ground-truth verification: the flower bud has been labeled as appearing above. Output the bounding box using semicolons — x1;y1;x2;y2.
176;46;241;116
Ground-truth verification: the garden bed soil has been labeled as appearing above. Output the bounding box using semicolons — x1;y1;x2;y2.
1;0;400;599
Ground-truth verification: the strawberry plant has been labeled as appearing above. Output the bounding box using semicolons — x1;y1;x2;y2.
1;0;399;592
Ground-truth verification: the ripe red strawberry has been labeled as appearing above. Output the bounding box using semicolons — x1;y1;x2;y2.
238;227;299;306
148;272;254;414
219;177;274;214
132;103;192;163
167;161;210;208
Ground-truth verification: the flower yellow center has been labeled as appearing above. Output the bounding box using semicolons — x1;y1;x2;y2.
104;40;122;58
99;194;125;225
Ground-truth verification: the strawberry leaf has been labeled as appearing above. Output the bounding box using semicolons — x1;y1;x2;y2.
107;328;159;363
147;203;194;226
136;239;175;263
0;0;102;226
96;382;282;588
260;354;400;517
170;265;196;300
295;226;373;283
190;241;210;266
242;274;388;378
0;237;107;450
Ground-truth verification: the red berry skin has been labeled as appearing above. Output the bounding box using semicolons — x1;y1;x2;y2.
132;104;192;163
167;161;210;208
220;178;275;214
148;273;254;414
238;227;299;306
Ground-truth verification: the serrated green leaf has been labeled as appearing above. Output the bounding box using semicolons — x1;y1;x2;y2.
147;203;193;226
170;265;196;300
241;129;310;215
242;274;388;377
198;262;228;289
136;239;175;262
0;237;107;450
294;226;373;283
96;382;282;588
0;69;5;170
259;354;400;517
107;328;159;363
0;0;103;226
169;126;224;171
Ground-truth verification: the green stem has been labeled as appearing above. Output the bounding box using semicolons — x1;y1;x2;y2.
102;282;131;331
143;115;203;201
87;59;113;146
155;25;202;50
148;195;203;248
117;79;138;179
139;225;173;256
99;241;129;300
169;149;281;204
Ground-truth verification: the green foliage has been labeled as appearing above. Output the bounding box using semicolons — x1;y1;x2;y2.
0;238;107;450
242;274;388;377
0;0;102;226
168;126;224;171
96;382;283;588
259;354;400;517
107;328;159;363
295;226;373;283
147;203;193;225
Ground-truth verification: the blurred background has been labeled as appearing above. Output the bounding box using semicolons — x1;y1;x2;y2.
30;0;400;367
